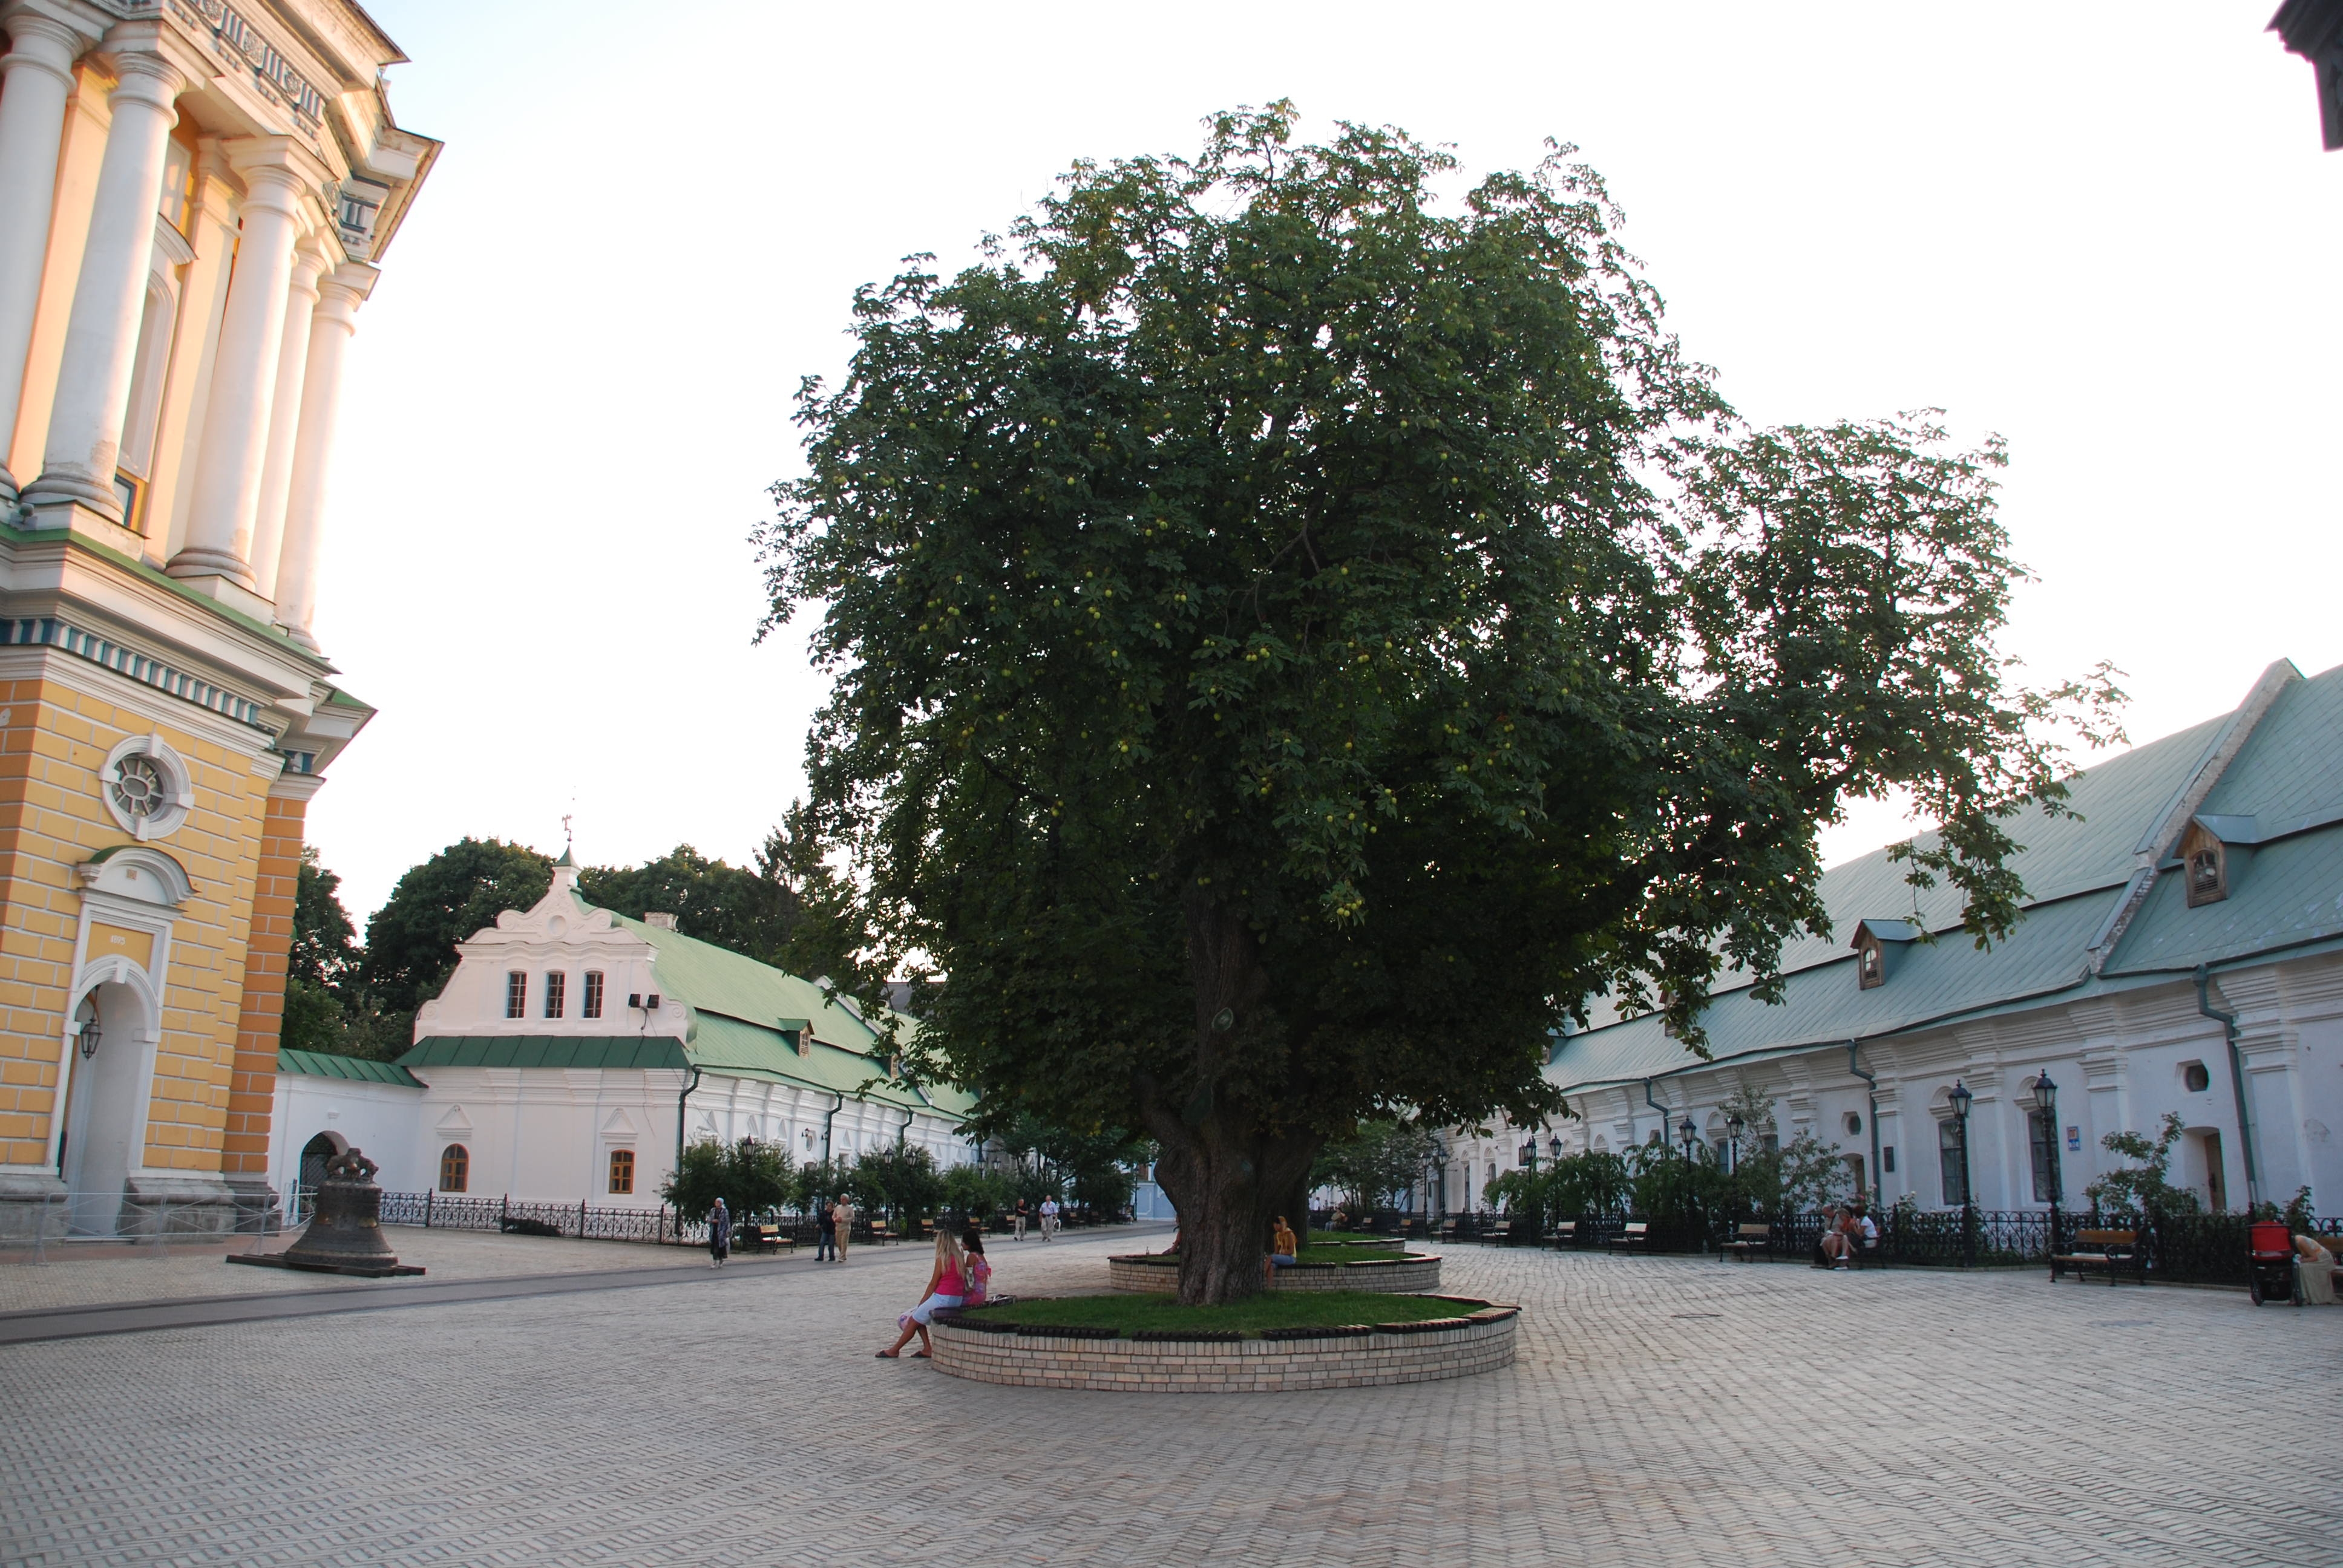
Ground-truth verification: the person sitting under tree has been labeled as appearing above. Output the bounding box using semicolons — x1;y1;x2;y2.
1263;1215;1300;1284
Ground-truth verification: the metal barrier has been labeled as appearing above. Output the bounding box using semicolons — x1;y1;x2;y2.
0;1189;287;1264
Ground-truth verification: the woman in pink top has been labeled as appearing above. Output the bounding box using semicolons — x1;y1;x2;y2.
877;1232;966;1359
958;1229;991;1305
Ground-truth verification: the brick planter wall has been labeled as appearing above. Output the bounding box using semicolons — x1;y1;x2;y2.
1107;1253;1444;1293
932;1304;1518;1392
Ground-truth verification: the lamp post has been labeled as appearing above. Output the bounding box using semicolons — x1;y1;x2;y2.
1677;1116;1697;1160
1948;1079;1975;1269
1725;1112;1744;1176
2024;1070;2062;1267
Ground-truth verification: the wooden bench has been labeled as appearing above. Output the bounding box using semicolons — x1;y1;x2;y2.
739;1223;796;1255
1721;1223;1772;1263
1547;1220;1578;1251
1607;1221;1650;1254
2051;1228;2145;1285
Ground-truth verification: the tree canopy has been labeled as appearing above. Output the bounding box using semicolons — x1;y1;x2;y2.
760;106;2118;1302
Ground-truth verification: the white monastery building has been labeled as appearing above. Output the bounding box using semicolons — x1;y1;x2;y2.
266;858;978;1207
1461;660;2343;1220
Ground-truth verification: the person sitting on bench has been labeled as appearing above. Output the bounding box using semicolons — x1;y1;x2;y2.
1819;1205;1861;1269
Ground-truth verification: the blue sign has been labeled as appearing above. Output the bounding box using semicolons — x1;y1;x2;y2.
2065;1125;2082;1151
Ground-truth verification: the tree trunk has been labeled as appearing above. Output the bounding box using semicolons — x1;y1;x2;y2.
1132;892;1323;1305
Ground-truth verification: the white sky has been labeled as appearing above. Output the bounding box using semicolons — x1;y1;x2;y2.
309;1;2341;924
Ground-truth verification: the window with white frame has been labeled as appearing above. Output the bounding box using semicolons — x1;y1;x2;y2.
582;970;604;1019
544;972;565;1019
505;971;526;1019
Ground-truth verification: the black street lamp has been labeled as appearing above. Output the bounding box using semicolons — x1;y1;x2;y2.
2024;1070;2062;1265
1948;1079;1975;1268
1725;1112;1744;1175
1677;1116;1697;1160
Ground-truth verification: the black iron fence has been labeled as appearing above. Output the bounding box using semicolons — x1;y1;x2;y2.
1326;1205;2343;1286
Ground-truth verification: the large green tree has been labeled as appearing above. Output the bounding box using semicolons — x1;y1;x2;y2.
758;106;2119;1303
280;847;359;1054
358;838;554;1015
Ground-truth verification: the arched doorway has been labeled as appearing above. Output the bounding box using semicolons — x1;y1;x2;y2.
59;978;156;1235
297;1132;344;1221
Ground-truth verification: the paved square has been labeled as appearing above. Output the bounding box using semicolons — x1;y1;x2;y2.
2;1229;2338;1566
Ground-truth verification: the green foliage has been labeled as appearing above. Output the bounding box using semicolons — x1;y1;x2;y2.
289;846;359;992
2086;1113;2204;1224
991;1111;1147;1212
1311;1120;1434;1216
1735;1129;1855;1218
281;847;410;1061
577;838;802;966
939;1162;1013;1223
359;838;554;1013
759;104;2117;1299
854;1141;945;1229
661;1137;793;1221
2253;1185;2316;1230
795;1157;854;1212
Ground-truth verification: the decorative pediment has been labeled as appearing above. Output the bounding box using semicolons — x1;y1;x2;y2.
77;846;194;908
473;864;635;946
434;1105;475;1137
600;1107;638;1138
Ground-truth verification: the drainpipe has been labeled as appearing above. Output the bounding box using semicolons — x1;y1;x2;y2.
1847;1042;1883;1209
2194;965;2261;1209
675;1067;701;1175
821;1091;845;1162
1643;1079;1665;1149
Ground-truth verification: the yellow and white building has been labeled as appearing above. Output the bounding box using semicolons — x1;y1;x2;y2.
0;0;433;1235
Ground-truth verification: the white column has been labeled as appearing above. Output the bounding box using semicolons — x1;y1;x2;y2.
18;38;183;520
169;137;309;584
0;11;93;502
273;262;371;650
246;230;329;599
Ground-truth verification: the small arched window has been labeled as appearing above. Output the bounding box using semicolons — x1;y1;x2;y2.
608;1149;634;1194
438;1143;470;1192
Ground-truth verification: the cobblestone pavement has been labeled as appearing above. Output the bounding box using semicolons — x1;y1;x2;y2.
4;1233;2338;1567
0;1226;710;1313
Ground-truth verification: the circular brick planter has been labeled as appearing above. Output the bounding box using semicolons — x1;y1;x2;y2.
1108;1252;1443;1293
931;1299;1518;1392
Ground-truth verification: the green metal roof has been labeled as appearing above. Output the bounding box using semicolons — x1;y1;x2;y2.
403;1035;690;1070
277;1048;425;1086
394;904;975;1122
1549;659;2343;1094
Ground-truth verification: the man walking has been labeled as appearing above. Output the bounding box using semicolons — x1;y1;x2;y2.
1013;1197;1028;1241
1040;1195;1060;1242
814;1193;838;1262
831;1194;854;1262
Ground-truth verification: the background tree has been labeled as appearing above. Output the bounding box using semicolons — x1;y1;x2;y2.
1311;1119;1434;1219
579;838;802;964
761;107;2121;1304
660;1137;793;1223
359;837;554;1015
281;847;359;1053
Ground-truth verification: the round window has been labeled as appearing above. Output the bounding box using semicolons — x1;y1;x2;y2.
2182;1062;2211;1093
99;736;191;841
110;754;167;819
1844;1112;1863;1135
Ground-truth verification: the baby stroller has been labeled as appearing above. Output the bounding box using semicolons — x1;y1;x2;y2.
2247;1221;2296;1307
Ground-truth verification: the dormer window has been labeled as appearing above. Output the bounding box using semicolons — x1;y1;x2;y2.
1849;919;1919;990
2179;821;2230;907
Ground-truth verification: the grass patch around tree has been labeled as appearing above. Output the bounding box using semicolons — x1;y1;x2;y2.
955;1291;1490;1337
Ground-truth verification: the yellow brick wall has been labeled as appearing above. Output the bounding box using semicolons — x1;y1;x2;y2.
0;667;271;1174
224;792;305;1177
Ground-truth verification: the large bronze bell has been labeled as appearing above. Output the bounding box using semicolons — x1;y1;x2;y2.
234;1148;424;1278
